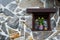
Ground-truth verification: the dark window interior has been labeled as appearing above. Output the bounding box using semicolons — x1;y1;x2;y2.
32;12;51;31
58;0;60;1
59;8;60;16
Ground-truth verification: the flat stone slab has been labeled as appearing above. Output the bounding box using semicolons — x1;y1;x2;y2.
0;0;15;6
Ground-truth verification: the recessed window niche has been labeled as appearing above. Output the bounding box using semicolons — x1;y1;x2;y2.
26;8;56;31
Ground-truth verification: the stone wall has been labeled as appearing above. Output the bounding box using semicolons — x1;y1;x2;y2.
19;0;44;8
45;0;55;8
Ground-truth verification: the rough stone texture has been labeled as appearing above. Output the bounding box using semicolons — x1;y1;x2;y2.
46;0;55;8
25;32;30;39
15;8;22;13
8;3;17;11
0;0;15;6
25;15;32;28
58;19;60;25
0;0;59;40
7;16;19;29
49;31;60;40
20;0;44;8
32;31;53;40
54;13;59;22
55;8;59;22
8;28;18;35
43;31;53;39
21;29;24;36
1;23;8;34
4;9;14;17
51;19;56;30
0;34;6;40
0;8;3;13
4;37;10;40
50;13;54;18
33;31;43;40
56;19;60;30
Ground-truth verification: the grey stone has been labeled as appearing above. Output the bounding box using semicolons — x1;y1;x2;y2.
25;32;30;39
51;19;56;30
19;22;24;36
0;16;5;21
58;19;60;25
16;14;21;16
0;34;6;40
0;0;15;6
54;13;59;22
5;37;10;40
18;25;24;31
58;20;60;27
4;9;14;17
33;32;43;40
50;14;54;18
57;35;60;40
25;28;32;38
1;23;8;34
43;31;53;39
15;8;22;12
21;29;24;36
25;15;32;28
0;8;3;13
8;3;17;11
7;17;19;29
46;0;55;8
26;28;31;33
20;0;44;8
49;38;54;40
